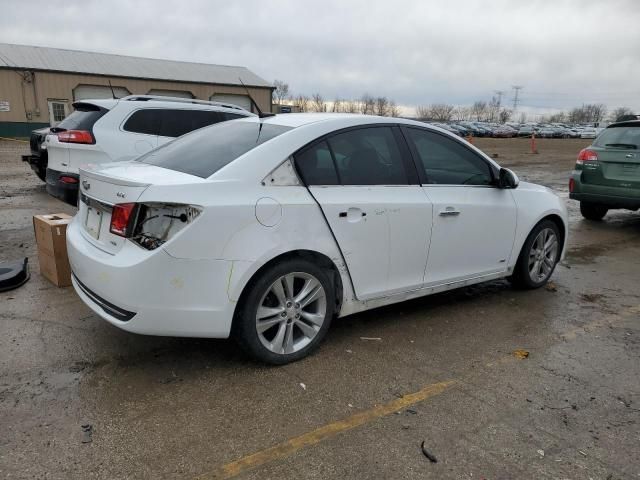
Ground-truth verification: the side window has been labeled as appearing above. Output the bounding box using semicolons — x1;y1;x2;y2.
295;141;339;185
122;109;161;135
406;128;493;186
327;127;408;185
159;110;226;137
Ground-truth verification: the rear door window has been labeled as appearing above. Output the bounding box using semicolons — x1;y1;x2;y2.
138;120;292;178
295;141;339;185
326;127;409;185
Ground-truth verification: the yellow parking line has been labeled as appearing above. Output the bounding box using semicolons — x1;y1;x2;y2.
0;136;29;143
195;380;455;480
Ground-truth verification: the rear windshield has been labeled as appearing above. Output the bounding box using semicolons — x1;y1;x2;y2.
56;103;107;131
137;120;292;178
593;125;640;149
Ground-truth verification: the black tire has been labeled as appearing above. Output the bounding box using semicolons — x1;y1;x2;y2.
510;220;561;289
580;202;608;221
233;258;335;365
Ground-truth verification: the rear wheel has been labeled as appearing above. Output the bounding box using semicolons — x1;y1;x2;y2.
233;259;335;364
580;202;608;221
511;220;561;289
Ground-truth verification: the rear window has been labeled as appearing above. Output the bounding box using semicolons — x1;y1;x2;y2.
137;121;292;178
593;125;640;149
56;103;107;131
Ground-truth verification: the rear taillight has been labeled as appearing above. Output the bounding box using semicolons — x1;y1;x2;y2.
110;203;137;237
59;175;78;184
568;178;575;193
576;148;598;165
57;130;94;144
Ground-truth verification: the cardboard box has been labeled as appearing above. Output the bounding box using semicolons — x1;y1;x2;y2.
33;213;73;287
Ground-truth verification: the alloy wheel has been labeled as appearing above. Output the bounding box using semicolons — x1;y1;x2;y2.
255;272;327;355
528;228;559;283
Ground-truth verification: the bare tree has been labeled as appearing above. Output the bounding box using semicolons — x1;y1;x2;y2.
374;97;390;116
518;112;527;124
499;108;513;124
293;94;310;112
471;101;488;121
331;98;343;113
360;94;376;115
344;99;360;113
389;100;401;117
272;80;290;104
311;93;326;112
427;103;456;122
609;106;633;122
415;105;430;120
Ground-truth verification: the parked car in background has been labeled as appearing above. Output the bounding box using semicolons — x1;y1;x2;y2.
570;120;640;220
517;126;534;137
538;127;556;138
21;127;50;181
45;95;254;205
67;113;567;364
580;127;597;139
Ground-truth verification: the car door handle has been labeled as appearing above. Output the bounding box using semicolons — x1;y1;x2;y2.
439;208;460;216
339;211;366;218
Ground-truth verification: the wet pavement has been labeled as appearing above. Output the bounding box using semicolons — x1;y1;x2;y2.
1;138;639;479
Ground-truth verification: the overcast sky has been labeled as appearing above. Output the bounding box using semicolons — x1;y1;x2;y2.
1;0;639;117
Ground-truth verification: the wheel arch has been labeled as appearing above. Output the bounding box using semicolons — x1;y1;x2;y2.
231;249;344;329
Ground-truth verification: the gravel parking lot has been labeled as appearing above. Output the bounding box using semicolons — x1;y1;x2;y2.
1;137;639;479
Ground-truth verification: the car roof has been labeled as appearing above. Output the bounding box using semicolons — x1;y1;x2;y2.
607;120;640;128
235;112;438;130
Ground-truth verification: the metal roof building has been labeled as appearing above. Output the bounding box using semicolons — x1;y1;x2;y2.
0;43;273;137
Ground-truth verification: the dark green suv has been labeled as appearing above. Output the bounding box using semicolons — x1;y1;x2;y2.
569;120;640;220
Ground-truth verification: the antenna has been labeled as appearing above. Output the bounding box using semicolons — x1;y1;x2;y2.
238;78;275;118
108;80;117;99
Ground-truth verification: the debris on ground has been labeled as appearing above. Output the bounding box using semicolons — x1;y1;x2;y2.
81;424;93;444
545;282;557;292
360;337;382;341
299;383;306;390
420;441;438;463
0;258;30;292
580;293;605;303
513;349;530;359
537;449;545;457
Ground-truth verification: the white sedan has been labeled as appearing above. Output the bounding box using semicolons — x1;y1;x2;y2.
67;114;568;364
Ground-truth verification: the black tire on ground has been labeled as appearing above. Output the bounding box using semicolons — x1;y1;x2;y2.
510;219;562;289
36;166;47;182
232;258;335;365
580;202;608;221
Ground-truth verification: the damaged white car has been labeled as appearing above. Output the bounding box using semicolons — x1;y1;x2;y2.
67;113;568;364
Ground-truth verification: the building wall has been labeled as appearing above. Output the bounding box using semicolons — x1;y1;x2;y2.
0;69;272;137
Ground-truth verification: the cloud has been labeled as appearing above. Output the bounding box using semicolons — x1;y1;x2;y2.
1;0;639;114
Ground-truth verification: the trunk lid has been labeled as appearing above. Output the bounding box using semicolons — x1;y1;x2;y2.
77;162;205;254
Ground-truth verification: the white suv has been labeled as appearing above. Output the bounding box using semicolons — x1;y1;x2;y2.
45;95;254;205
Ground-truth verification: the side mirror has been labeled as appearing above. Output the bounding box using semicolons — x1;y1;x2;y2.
498;168;519;189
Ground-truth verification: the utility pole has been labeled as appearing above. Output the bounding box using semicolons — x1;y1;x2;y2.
512;85;523;111
494;90;506;109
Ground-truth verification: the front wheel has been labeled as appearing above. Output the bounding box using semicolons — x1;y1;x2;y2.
511;220;561;289
233;259;335;365
580;202;608;221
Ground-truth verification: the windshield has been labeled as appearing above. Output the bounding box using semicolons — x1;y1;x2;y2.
593;125;640;149
137;120;293;178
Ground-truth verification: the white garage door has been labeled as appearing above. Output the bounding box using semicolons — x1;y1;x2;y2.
147;89;194;99
73;84;131;101
210;94;252;111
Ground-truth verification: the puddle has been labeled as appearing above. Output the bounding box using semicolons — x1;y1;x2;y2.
566;243;608;265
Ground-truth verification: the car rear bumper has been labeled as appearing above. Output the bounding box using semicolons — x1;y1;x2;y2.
66;217;236;338
46;168;79;206
570;171;640;209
